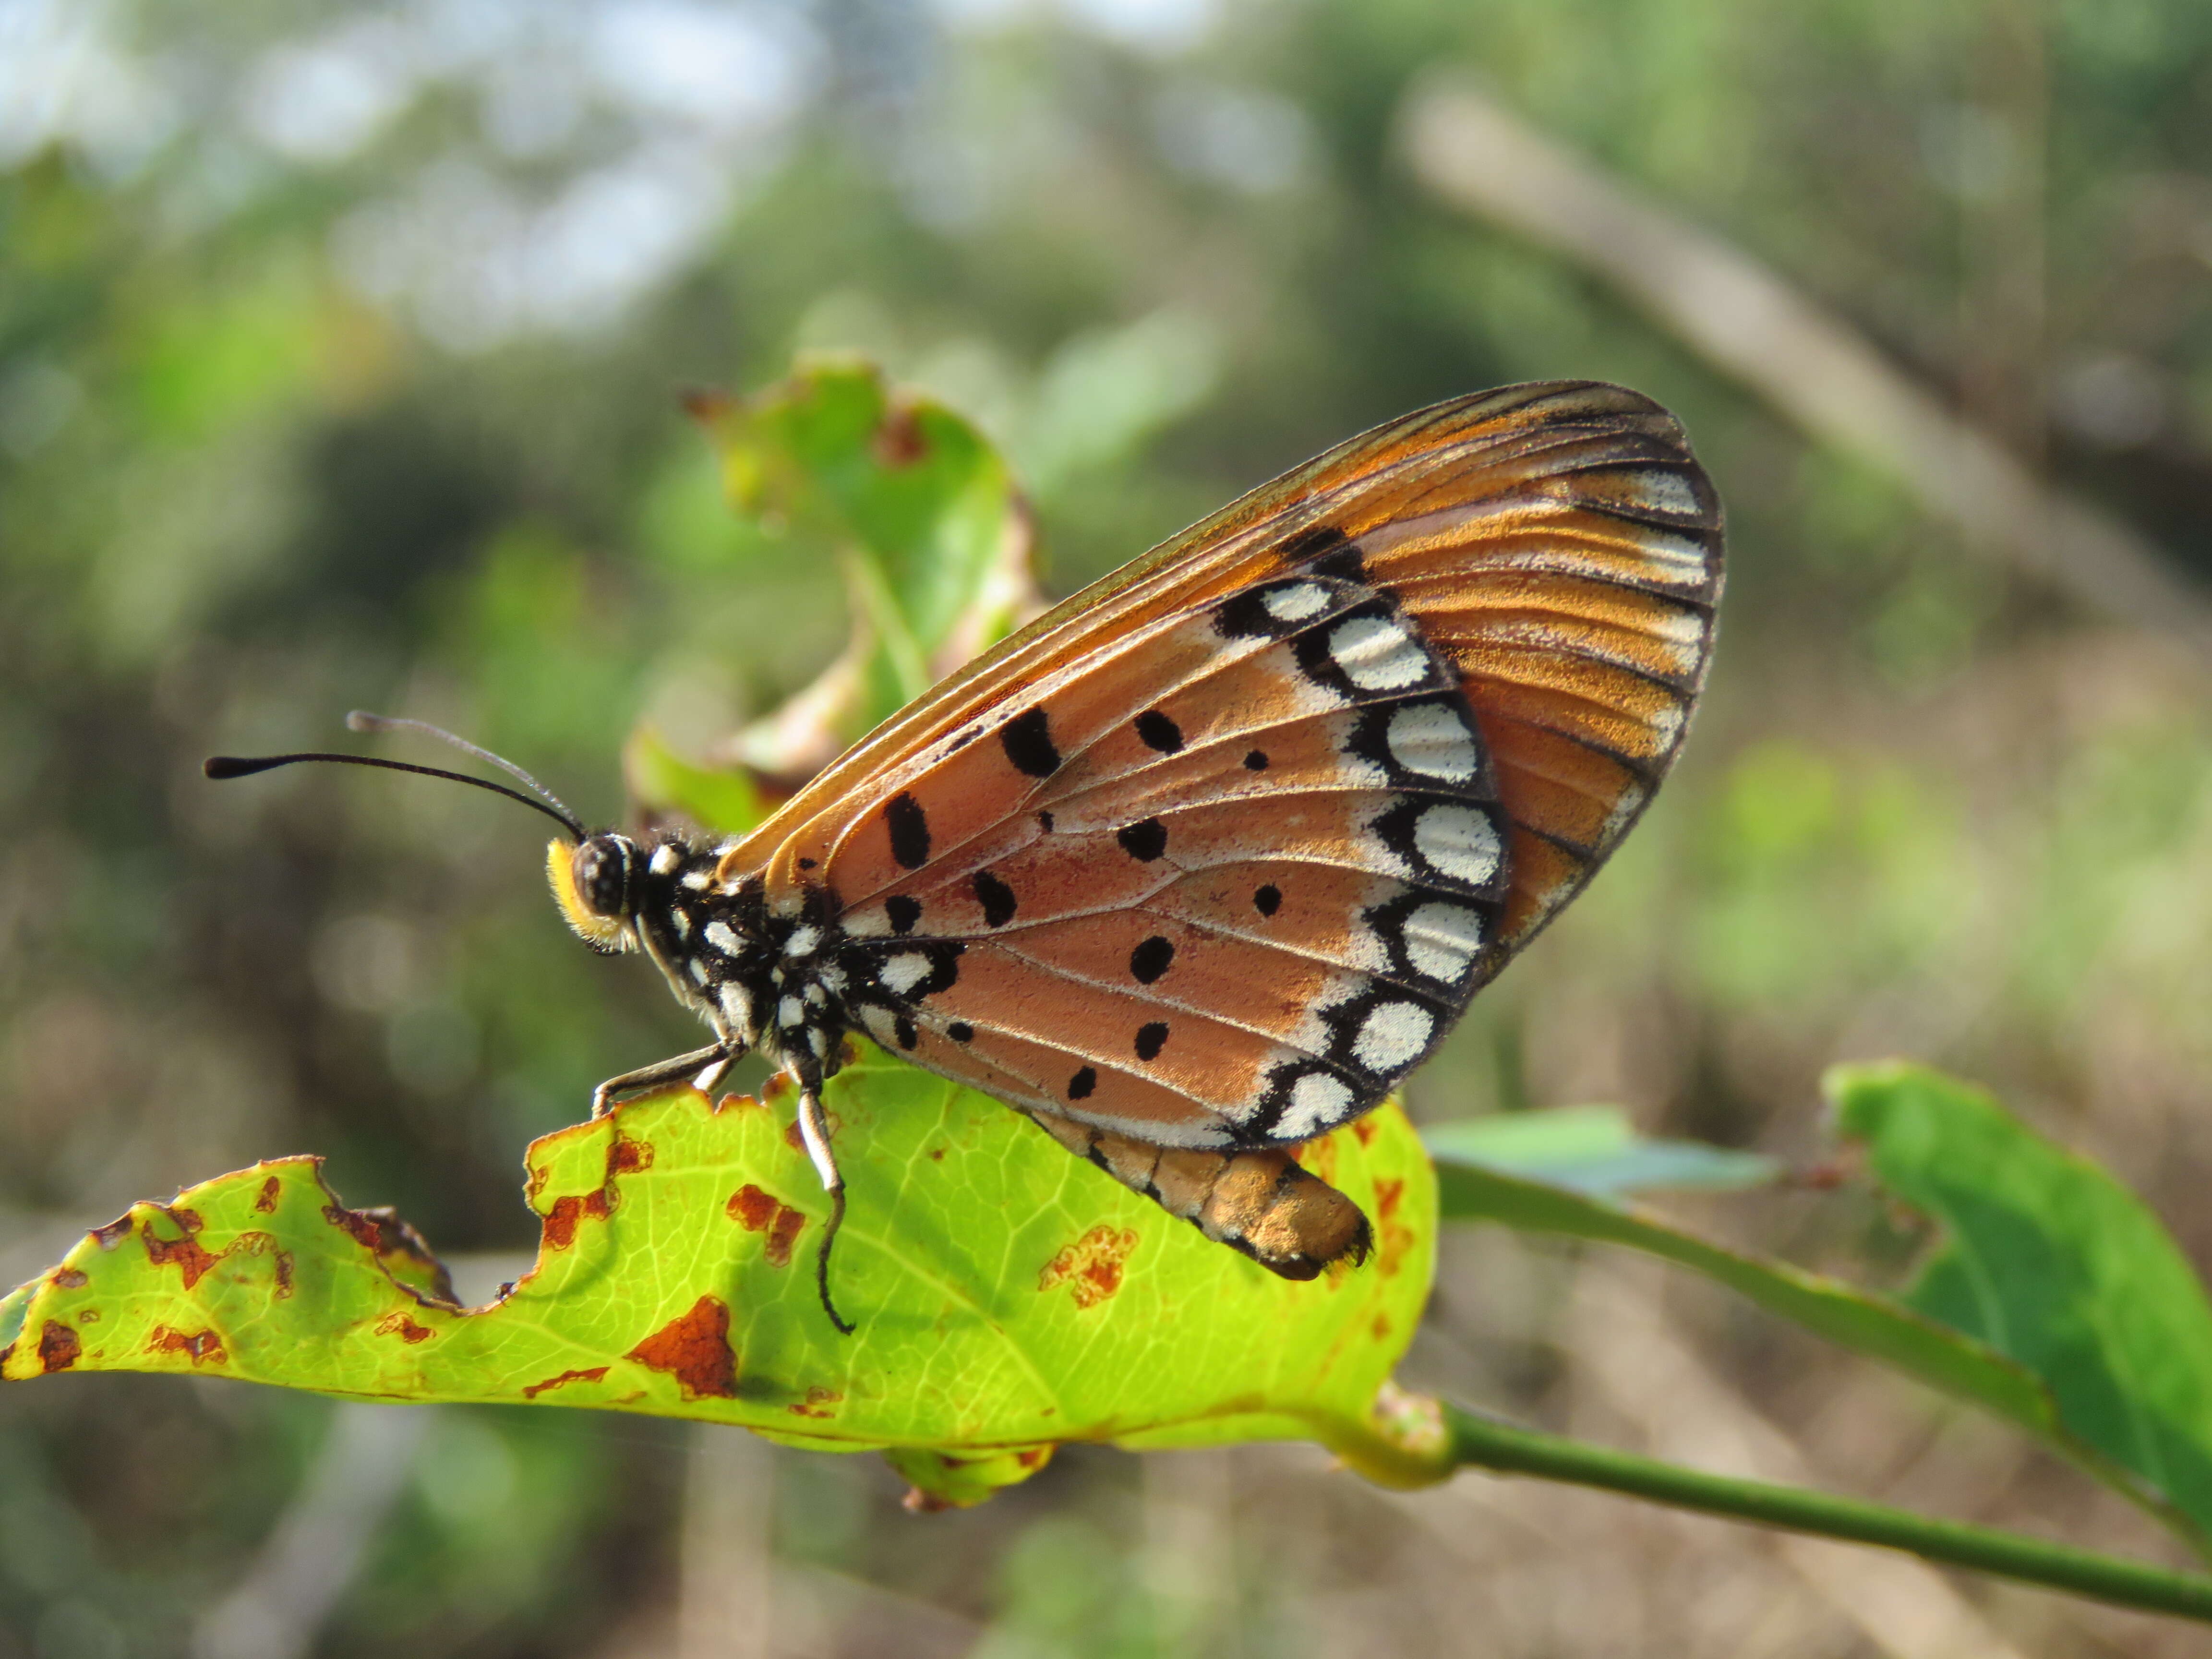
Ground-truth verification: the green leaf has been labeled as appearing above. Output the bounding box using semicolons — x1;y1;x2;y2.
1830;1060;2212;1545
1429;1107;2208;1550
1424;1106;1776;1198
0;1053;1432;1507
637;358;1041;833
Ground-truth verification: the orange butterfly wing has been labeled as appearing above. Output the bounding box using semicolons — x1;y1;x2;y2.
720;382;1720;1149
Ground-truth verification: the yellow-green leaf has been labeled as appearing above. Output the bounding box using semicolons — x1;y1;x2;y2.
0;1052;1432;1506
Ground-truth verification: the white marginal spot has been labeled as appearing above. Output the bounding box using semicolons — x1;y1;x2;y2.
683;871;713;891
804;983;827;1008
688;959;711;986
671;910;691;939
1617;468;1700;517
703;920;744;956
1401;902;1485;982
1414;804;1503;886
1599;784;1649;846
1353;1001;1433;1072
857;1003;899;1045
807;1027;827;1058
1328;614;1428;691
1262;581;1330;623
1624;526;1712;577
783;925;820;957
1645;700;1687;753
1385;702;1480;781
718;983;752;1031
878;952;933;996
843;907;890;938
649;844;680;876
778;996;805;1028
1275;1070;1355;1139
818;964;847;993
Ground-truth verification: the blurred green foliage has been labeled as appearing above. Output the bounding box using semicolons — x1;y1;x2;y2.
6;0;2212;1653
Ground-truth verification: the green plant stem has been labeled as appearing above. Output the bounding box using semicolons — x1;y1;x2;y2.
1442;1402;2212;1622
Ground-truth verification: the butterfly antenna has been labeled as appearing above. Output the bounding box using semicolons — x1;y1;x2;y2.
202;751;586;839
346;711;582;832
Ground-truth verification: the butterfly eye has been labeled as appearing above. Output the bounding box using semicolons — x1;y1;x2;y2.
573;836;638;918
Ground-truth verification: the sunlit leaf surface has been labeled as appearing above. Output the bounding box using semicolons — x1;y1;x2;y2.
0;1053;1432;1506
1832;1061;2212;1545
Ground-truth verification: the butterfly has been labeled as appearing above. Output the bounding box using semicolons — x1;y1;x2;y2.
209;380;1722;1333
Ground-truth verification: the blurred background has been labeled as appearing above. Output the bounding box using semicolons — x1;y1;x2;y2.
6;0;2212;1653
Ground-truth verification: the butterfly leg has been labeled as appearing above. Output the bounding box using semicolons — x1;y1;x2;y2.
1029;1113;1372;1279
790;1068;857;1336
591;1040;737;1118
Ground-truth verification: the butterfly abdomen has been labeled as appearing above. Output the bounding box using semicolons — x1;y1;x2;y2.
1029;1112;1370;1280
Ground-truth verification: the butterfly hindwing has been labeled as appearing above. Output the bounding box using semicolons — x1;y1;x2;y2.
829;567;1508;1149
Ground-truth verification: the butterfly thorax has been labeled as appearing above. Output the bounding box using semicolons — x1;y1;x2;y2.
553;831;858;1077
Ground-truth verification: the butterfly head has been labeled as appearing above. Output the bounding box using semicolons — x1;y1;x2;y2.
548;833;642;955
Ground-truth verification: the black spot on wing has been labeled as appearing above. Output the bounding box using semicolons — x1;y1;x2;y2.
887;894;922;935
1254;884;1282;916
1117;818;1167;862
973;870;1018;928
1243;749;1269;770
948;1021;974;1042
1000;708;1060;778
1135;1022;1168;1061
1129;936;1175;984
1133;710;1183;754
1068;1066;1097;1101
894;1015;918;1051
886;793;930;870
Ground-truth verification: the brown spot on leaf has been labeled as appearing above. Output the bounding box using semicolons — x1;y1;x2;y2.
541;1189;612;1251
873;404;928;467
375;1312;434;1344
522;1366;610;1399
51;1268;86;1290
765;1207;806;1269
255;1176;282;1213
1017;1448;1050;1469
147;1325;227;1366
274;1251;294;1298
782;1119;805;1154
90;1215;132;1251
902;1487;956;1515
607;1133;652;1176
38;1322;79;1372
727;1184;808;1267
787;1386;843;1419
1038;1225;1139;1309
1374;1177;1404;1219
76;1310;98;1324
141;1219;219;1290
627;1296;737;1400
1352;1118;1378;1147
1373;1178;1416;1278
1371;1313;1393;1341
323;1204;385;1251
728;1184;778;1230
